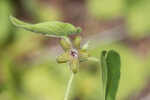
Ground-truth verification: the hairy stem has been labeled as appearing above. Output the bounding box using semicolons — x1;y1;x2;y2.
64;73;74;100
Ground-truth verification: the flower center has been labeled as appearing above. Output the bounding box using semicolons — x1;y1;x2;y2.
70;49;78;58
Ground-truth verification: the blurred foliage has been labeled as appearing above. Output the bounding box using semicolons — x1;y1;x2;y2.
22;0;62;21
87;0;150;38
87;0;124;19
0;0;15;47
0;0;150;100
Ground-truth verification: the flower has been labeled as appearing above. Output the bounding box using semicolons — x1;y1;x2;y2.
56;36;90;74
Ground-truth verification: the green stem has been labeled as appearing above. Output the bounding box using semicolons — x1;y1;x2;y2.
64;73;74;100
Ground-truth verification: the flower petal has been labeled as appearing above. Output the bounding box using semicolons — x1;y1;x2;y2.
69;58;80;74
78;50;89;62
81;41;89;51
56;51;71;63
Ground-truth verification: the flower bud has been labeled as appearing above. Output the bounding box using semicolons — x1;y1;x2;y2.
73;36;82;49
60;37;72;51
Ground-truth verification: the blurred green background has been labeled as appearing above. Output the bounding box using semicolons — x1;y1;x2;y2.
0;0;150;100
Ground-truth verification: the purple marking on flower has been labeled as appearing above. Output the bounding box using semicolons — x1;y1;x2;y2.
70;49;78;58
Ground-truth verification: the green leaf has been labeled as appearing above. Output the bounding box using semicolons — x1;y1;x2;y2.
106;50;121;100
9;16;82;37
100;50;121;100
100;50;108;100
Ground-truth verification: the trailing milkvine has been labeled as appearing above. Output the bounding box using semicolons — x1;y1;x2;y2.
10;16;121;100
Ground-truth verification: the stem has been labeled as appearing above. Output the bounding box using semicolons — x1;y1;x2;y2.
64;73;74;100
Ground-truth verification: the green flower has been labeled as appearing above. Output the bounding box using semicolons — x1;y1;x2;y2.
56;36;90;74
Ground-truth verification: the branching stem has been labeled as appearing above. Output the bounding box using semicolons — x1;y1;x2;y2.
64;73;74;100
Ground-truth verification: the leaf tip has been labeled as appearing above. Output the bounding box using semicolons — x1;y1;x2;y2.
9;16;17;25
76;27;82;33
108;50;120;59
9;16;26;28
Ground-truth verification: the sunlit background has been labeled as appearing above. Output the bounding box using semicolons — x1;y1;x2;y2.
0;0;150;100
